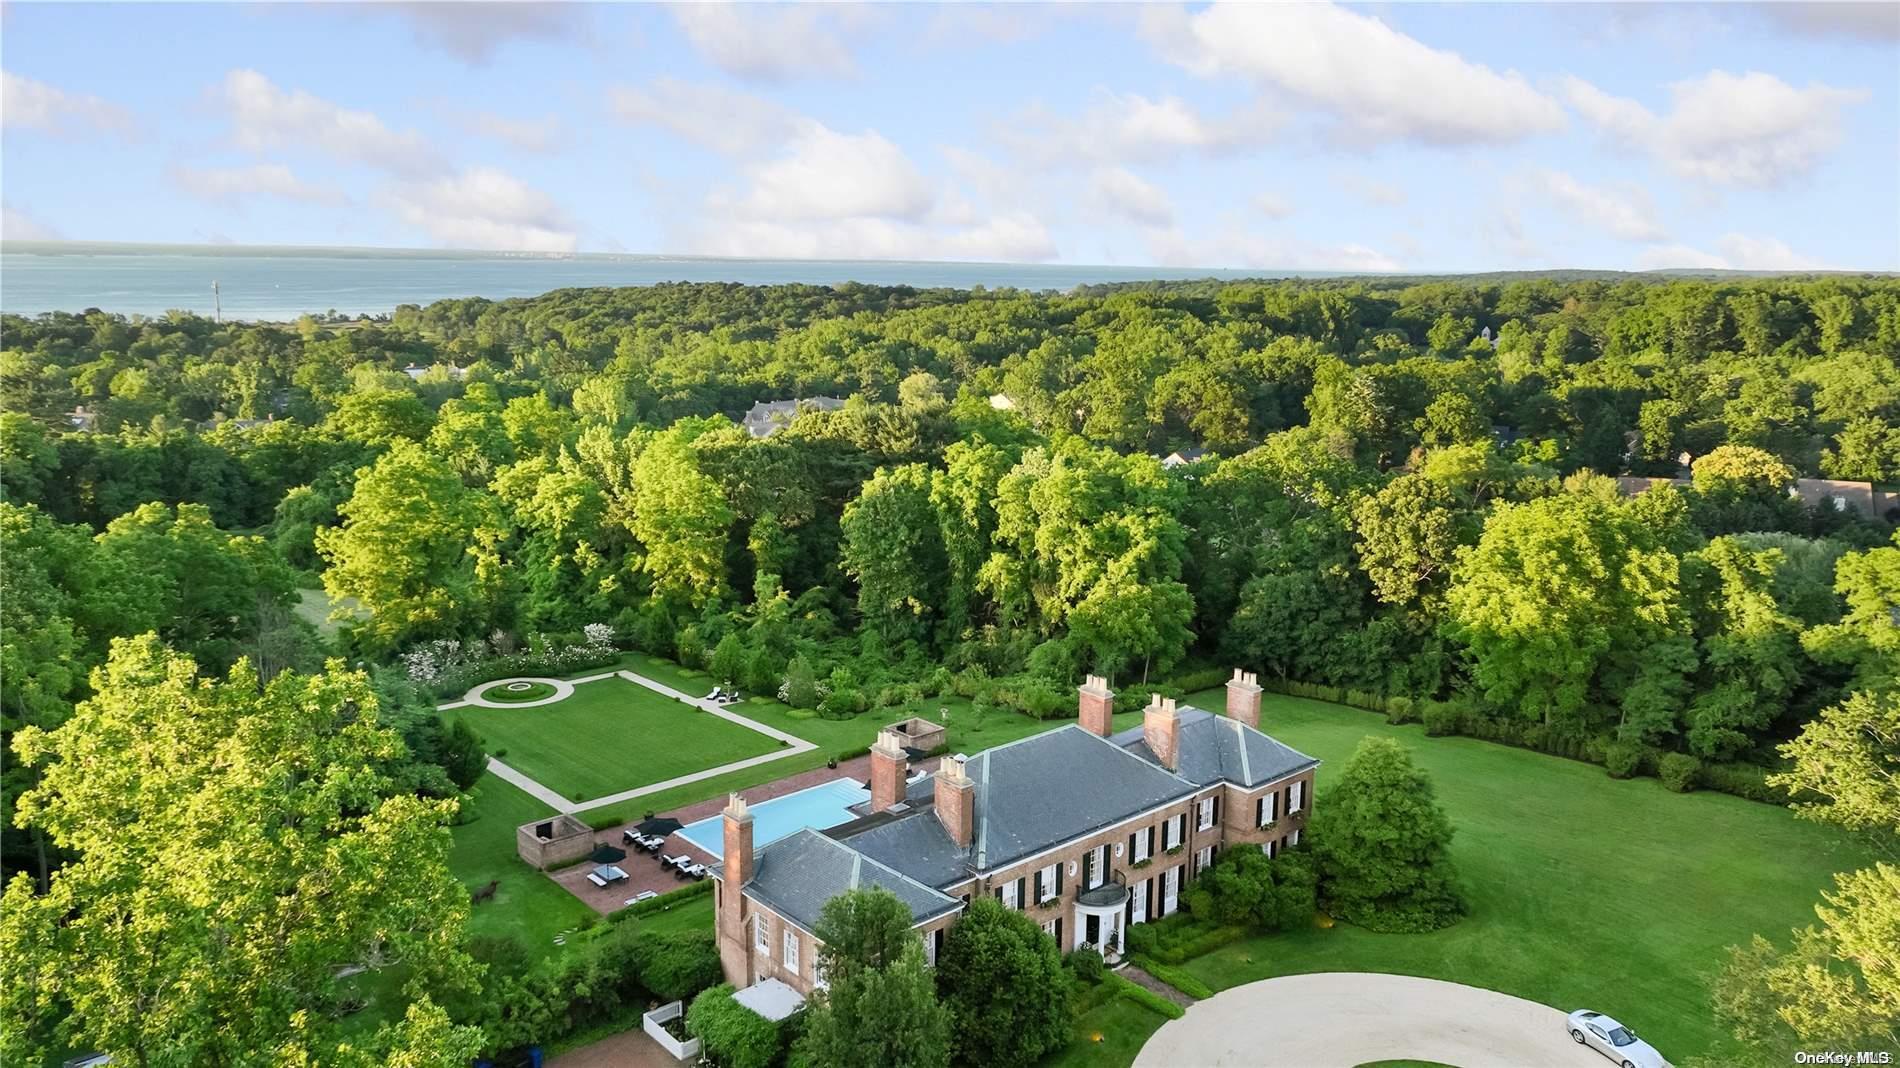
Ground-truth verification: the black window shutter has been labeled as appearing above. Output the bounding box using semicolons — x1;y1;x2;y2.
1055;860;1064;895
1016;877;1026;906
1148;826;1155;855
1214;794;1222;824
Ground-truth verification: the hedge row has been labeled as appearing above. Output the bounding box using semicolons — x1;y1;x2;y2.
1260;678;1793;806
1129;955;1214;1000
605;878;713;922
1104;973;1186;1020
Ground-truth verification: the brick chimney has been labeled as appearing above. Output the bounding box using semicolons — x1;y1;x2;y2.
1226;669;1263;730
716;793;755;987
722;793;754;886
1078;675;1115;736
935;756;975;848
1144;695;1180;771
870;730;908;813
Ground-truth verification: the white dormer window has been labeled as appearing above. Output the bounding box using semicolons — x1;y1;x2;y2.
1289;781;1304;814
1196;797;1216;831
755;916;770;960
784;929;799;973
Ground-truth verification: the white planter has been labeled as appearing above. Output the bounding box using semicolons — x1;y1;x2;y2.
641;1001;702;1061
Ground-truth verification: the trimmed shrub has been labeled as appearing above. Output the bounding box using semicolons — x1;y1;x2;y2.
1130;956;1213;999
1066;947;1105;984
1105;973;1185;1020
1420;700;1464;737
607;879;713;922
1603;740;1645;779
687;984;781;1068
1166;666;1232;694
1659;753;1701;793
1383;696;1418;725
630;929;723;1003
1703;761;1786;803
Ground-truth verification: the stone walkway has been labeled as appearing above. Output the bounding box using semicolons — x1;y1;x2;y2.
546;1026;678;1068
1120;963;1197;1008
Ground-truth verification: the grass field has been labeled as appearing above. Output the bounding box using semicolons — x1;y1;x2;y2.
1062;688;1867;1067
451;676;785;801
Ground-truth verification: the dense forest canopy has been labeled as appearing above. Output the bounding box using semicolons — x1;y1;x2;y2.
4;272;1899;1061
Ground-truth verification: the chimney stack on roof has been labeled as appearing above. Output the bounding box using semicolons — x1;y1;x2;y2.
1144;694;1181;771
1226;669;1263;730
935;755;975;848
870;730;908;813
723;792;754;887
1078;674;1115;736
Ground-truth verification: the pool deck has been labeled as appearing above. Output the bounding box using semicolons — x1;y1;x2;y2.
548;752;942;916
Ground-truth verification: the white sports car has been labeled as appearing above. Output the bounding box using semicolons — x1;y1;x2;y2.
1567;1009;1666;1068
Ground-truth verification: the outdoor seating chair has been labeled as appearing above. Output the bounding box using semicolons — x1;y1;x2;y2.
586;872;607;888
684;863;708;879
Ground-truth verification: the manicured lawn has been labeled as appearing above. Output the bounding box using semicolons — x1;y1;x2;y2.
449;774;597;949
451;676;786;802
1146;689;1871;1066
1043;994;1172;1068
478;679;557;702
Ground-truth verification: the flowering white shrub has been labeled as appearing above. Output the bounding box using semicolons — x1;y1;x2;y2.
399;627;619;696
583;622;616;648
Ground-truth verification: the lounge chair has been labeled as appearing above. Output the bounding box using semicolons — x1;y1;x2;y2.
684;863;708;880
586;872;608;888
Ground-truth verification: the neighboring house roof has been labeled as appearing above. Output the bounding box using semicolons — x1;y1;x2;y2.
1161;448;1208;468
1109;707;1319;789
734;828;961;933
742;396;847;437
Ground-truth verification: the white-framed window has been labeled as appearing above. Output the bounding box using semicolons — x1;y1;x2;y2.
1162;813;1185;851
1036;862;1059;903
923;927;941;967
1133;826;1152;863
1041;917;1060;938
783;929;800;973
1259;790;1278;827
1085;845;1107;889
1265;837;1279;859
1289;780;1304;814
1289;827;1302;847
814;960;828;990
755;916;770;960
1196;845;1213;874
1196;797;1215;831
999;878;1020;909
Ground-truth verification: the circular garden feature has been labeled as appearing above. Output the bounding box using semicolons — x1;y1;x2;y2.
479;680;559;704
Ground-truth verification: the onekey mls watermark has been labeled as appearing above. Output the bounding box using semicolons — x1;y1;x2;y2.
1793;1052;1894;1066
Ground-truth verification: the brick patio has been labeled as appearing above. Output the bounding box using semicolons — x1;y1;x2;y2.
550;751;940;915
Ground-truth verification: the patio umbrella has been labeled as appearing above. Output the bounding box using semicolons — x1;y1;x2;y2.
636;816;683;837
589;843;627;864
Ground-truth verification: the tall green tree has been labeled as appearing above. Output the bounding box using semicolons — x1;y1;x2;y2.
1311;737;1464;933
934;897;1070;1067
629;420;734;609
842;464;949;648
317;441;506;650
794;888;951;1068
1;637;479;1066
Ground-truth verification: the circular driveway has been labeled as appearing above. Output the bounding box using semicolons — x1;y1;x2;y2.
460;676;574;709
1133;972;1623;1068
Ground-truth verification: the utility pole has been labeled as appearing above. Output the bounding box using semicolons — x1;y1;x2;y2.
212;280;222;324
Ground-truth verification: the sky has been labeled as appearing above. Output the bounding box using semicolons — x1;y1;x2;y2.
2;1;1897;273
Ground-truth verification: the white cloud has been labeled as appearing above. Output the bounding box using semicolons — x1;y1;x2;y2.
1;70;133;136
1087;167;1174;227
1254;192;1294;220
1;201;63;241
381;166;576;252
1531;169;1665;242
1004;90;1281;166
608;77;792;156
171;163;346;205
384;2;585;63
1338;173;1406;207
1752;2;1900;42
454;110;565;154
1563;70;1867;187
219;69;437;176
669;4;861;82
722;120;935;222
1634;234;1833;271
1147;228;1402;272
1146;2;1565;146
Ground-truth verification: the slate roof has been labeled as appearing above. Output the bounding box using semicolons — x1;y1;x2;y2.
962;725;1199;872
741;397;847;437
1109;706;1319;790
835;808;971;889
731;828;961;933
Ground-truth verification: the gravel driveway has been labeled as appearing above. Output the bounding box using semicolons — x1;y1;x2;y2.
1134;972;1640;1068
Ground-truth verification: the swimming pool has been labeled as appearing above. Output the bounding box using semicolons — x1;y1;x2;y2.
677;777;872;858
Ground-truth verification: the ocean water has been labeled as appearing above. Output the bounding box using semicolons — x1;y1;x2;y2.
0;242;1284;321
